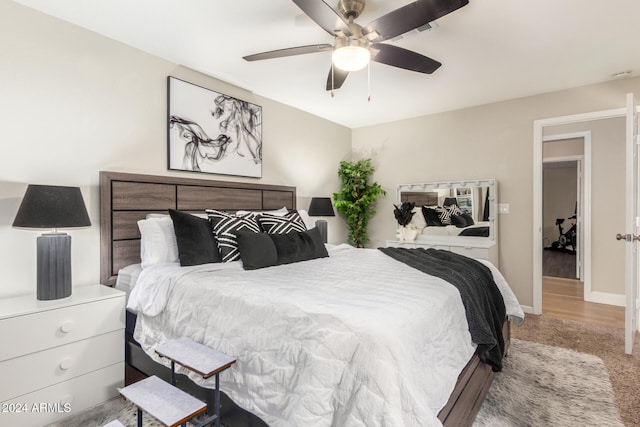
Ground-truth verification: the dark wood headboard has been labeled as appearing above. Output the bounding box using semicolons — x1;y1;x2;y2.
100;171;297;286
400;191;438;206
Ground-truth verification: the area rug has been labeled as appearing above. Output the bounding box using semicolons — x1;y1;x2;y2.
474;339;624;426
51;337;624;427
48;397;164;427
512;314;640;427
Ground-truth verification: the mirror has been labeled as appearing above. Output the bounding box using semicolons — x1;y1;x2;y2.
396;179;497;241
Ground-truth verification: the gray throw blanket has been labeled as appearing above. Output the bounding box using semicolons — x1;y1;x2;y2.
379;247;506;371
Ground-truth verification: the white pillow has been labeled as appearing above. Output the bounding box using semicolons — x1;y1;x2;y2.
235;206;288;217
297;209;316;230
137;216;179;268
146;212;208;219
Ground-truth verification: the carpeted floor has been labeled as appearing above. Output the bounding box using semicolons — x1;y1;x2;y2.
475;338;623;427
512;314;640;427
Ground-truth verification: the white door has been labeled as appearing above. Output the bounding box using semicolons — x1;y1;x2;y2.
576;159;582;280
624;93;639;354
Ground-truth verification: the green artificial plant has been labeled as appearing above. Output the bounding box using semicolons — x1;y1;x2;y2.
333;158;386;248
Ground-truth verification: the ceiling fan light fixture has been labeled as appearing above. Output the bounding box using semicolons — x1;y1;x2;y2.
332;38;370;72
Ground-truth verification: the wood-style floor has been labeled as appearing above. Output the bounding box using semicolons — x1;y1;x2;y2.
542;276;625;329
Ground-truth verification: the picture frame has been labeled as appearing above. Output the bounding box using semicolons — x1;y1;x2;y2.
167;76;262;178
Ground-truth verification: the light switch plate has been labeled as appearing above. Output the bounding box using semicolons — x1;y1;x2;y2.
498;203;510;214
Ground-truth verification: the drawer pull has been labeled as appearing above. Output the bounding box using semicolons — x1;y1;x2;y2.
59;357;73;370
60;320;74;333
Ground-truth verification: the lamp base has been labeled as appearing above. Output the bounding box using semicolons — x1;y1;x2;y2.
315;219;328;244
37;233;72;300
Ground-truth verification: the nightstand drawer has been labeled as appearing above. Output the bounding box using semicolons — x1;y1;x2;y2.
0;296;124;361
0;330;123;402
0;362;123;427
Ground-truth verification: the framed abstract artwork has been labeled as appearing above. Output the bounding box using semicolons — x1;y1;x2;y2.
167;76;262;178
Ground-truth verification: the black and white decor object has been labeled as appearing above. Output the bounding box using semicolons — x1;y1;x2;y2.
393;202;415;227
308;197;335;243
167;76;262;178
13;185;91;300
205;210;261;262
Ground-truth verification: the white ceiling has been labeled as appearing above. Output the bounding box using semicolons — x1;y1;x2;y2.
12;0;640;128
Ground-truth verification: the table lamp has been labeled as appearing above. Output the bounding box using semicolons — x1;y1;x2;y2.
308;197;335;244
13;185;91;300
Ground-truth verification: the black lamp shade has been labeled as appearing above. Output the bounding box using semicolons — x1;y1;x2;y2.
308;197;335;217
13;185;90;300
13;185;91;229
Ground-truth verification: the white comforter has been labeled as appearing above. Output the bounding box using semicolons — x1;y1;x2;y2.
129;245;523;427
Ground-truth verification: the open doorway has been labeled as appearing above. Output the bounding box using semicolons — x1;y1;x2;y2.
542;133;585;282
534;112;627;329
543;158;580;280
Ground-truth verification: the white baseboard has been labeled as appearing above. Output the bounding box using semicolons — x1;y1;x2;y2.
585;291;625;307
520;305;536;314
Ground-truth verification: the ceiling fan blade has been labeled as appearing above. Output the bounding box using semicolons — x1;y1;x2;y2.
370;43;441;74
292;0;352;37
325;65;350;91
363;0;469;43
243;44;332;61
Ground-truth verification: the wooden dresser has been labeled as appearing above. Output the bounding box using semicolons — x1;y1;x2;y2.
0;285;124;427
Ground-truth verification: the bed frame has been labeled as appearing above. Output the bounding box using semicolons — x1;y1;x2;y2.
99;170;507;427
100;171;296;286
400;191;439;206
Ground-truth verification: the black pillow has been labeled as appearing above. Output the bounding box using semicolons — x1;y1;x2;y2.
168;209;221;266
450;214;468;228
236;227;328;270
460;213;475;226
269;227;328;264
443;197;458;207
421;207;443;227
236;232;278;270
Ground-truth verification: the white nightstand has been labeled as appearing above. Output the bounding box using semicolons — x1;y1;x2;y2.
0;285;125;427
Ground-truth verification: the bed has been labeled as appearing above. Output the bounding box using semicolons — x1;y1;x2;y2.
400;191;491;238
100;171;523;427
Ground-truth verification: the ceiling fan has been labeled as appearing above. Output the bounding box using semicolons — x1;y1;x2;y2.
243;0;469;92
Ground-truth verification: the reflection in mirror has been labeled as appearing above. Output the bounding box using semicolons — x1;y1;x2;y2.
396;179;496;241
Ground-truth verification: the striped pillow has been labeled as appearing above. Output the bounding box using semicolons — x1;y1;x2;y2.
205;210;260;262
257;211;307;234
435;205;462;225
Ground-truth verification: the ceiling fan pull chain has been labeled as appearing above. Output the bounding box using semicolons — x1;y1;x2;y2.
367;61;371;102
331;64;335;98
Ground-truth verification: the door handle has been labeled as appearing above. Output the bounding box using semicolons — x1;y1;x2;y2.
616;233;640;241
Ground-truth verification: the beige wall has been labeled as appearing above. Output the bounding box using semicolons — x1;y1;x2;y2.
0;1;351;297
3;1;640;306
353;78;640;307
543;137;584;158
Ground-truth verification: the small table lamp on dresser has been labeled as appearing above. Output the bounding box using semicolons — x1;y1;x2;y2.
308;197;335;244
13;184;91;300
